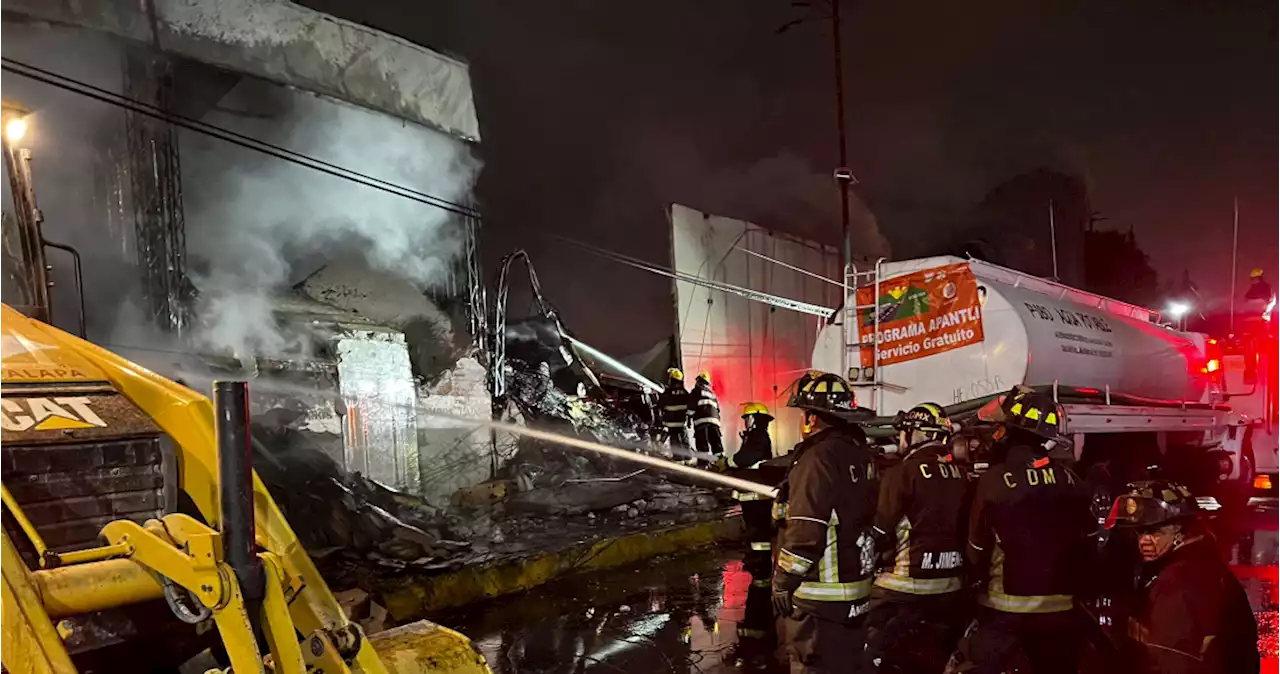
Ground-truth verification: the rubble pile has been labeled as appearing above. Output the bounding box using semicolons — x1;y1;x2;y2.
251;398;730;596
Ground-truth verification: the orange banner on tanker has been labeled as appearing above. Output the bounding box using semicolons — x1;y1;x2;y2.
857;263;984;366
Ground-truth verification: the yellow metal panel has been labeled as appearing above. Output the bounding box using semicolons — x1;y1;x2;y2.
31;559;164;619
1;304;109;383
1;531;76;674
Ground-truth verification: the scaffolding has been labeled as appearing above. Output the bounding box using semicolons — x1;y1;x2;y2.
123;47;188;336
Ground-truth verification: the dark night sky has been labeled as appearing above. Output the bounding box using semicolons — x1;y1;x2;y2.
304;0;1277;356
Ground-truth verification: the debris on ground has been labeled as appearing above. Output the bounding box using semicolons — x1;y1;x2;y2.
248;248;732;611
251;406;731;599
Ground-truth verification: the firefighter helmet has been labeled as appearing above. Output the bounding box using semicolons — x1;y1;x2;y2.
787;371;855;414
741;402;774;422
667;367;684;381
893;402;952;436
999;388;1065;442
697;370;712;383
1251;267;1265;279
1106;480;1199;529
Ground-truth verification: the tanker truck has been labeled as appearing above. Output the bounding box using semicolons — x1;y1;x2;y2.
812;255;1275;499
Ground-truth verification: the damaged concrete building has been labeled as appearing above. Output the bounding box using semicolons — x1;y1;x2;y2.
1;0;493;504
1;0;730;602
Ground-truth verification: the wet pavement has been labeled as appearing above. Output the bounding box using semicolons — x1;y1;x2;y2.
434;498;1279;674
439;549;774;674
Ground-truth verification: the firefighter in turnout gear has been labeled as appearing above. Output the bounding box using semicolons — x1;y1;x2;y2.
772;371;879;674
690;371;724;461
1108;481;1260;674
947;388;1093;674
1245;267;1273;303
658;367;691;451
721;402;788;670
862;402;970;673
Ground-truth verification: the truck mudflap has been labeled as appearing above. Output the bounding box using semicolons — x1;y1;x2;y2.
369;620;492;674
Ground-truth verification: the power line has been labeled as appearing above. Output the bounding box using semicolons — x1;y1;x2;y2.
0;57;481;219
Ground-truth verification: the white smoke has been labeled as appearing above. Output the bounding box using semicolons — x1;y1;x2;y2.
179;78;480;358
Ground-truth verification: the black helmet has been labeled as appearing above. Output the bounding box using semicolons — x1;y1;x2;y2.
893;402;952;436
999;388;1066;442
1106;480;1199;529
787;371;856;415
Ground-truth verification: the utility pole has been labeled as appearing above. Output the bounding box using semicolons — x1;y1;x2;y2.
1048;199;1059;282
830;0;854;273
777;0;856;272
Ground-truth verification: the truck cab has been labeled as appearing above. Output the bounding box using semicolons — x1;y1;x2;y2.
1188;299;1279;498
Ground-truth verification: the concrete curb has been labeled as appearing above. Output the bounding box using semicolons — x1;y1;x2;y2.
381;515;744;622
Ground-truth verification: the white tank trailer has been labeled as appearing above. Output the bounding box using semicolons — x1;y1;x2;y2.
813;256;1260;499
813;256;1212;413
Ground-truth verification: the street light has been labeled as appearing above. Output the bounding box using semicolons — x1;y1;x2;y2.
1166;301;1191;330
1;97;53;323
2;100;31;144
5;117;27;143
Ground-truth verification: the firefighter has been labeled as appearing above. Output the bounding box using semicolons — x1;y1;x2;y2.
1244;267;1273;302
947;388;1094;674
658;367;691;451
1107;480;1260;674
721;402;785;669
690;370;724;461
772;371;879;674
863;403;970;673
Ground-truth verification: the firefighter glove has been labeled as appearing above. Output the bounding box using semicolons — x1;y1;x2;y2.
771;569;802;617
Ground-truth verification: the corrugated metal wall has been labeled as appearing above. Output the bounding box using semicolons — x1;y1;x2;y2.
669;204;840;455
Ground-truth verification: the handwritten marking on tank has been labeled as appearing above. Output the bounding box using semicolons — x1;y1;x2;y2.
954;375;1006;404
0;396;107;432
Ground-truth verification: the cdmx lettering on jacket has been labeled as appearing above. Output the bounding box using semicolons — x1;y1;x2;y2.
1002;466;1077;489
849;462;879;483
919;461;965;480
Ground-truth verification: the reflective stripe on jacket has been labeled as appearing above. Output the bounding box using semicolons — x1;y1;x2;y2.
690;382;720;427
872;442;969;596
658;384;688;428
775;425;879;612
967;444;1092;614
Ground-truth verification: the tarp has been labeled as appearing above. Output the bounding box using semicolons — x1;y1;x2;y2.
669;204;841;455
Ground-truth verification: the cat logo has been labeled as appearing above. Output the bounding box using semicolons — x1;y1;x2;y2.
0;396;107;432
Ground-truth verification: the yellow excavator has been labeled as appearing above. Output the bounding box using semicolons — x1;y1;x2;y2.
0;303;491;673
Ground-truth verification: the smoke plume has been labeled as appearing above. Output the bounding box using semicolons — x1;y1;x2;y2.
179;78;480;358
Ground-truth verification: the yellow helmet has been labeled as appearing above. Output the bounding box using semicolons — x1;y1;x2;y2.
741;402;773;421
697;370;712;383
667;367;684;381
1251;267;1266;279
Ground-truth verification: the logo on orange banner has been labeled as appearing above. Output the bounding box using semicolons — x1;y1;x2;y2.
857;263;985;366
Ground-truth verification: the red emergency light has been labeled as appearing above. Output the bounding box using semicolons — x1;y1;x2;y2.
1201;338;1223;376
